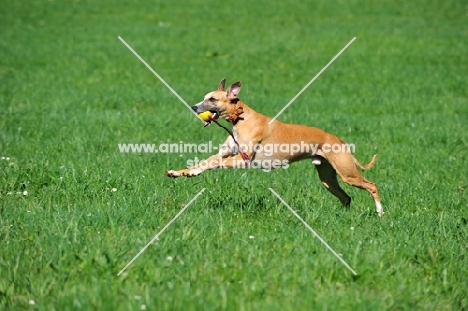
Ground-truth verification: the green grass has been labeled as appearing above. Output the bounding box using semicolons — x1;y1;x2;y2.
1;0;467;310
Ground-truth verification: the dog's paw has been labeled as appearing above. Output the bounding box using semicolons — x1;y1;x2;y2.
187;168;203;177
166;170;181;178
375;202;384;218
166;168;203;178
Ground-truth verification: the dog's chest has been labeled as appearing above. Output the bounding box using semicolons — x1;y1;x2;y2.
232;127;239;141
232;126;251;145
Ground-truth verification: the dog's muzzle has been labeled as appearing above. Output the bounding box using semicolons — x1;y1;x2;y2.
192;103;220;126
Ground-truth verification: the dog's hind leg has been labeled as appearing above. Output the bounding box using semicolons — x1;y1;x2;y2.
342;175;383;217
325;153;384;217
344;177;383;217
313;156;352;207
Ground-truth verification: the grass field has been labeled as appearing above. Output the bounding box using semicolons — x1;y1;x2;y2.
1;0;467;310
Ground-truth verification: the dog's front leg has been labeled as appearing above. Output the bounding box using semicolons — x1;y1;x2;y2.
165;154;228;177
166;137;238;178
168;153;250;177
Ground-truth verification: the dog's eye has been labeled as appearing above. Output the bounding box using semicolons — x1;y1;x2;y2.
208;97;218;102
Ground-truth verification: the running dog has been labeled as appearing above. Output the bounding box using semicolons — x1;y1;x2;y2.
166;79;384;217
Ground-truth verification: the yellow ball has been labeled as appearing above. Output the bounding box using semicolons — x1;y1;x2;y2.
198;111;212;121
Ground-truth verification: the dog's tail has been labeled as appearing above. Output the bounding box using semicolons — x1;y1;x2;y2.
354;154;377;170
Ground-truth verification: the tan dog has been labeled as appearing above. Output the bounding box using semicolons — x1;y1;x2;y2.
166;79;384;217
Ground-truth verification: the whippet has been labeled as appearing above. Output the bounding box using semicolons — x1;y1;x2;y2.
166;79;384;217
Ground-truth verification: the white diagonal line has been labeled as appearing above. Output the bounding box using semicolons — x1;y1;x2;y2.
268;188;357;275
118;36;204;123
117;188;206;276
269;37;356;124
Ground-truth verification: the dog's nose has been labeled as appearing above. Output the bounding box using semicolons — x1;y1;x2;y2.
191;105;198;112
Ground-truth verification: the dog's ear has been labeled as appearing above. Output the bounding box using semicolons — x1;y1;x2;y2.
218;78;226;91
227;81;241;99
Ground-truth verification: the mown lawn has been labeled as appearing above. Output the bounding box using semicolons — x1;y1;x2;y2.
1;0;467;310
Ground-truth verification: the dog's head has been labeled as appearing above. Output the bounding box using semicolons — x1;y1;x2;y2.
191;78;242;126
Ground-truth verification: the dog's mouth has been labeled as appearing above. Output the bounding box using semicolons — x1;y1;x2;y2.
203;111;219;127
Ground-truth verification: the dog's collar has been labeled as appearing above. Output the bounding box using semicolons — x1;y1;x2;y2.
227;99;245;124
